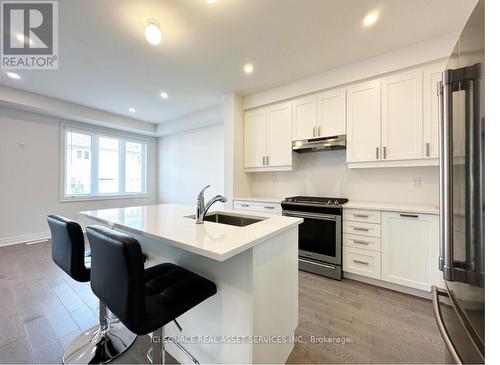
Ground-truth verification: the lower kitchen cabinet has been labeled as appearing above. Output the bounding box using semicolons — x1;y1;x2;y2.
381;211;439;291
343;208;440;293
344;246;381;280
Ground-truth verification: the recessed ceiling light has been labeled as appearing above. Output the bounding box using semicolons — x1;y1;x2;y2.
128;107;136;113
160;91;168;99
206;0;217;4
362;12;379;27
6;72;21;80
144;19;162;45
243;63;254;75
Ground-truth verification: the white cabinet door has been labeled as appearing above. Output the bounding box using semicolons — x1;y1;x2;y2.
317;88;346;137
244;108;267;168
381;212;439;291
346;80;381;162
267;102;292;167
292;95;316;141
423;67;443;159
381;71;423;161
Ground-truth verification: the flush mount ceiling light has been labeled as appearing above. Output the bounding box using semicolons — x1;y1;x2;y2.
206;0;217;4
6;71;21;80
243;63;254;75
144;19;162;45
128;107;136;113
362;12;379;27
160;91;168;99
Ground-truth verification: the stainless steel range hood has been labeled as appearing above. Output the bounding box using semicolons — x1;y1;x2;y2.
292;135;346;153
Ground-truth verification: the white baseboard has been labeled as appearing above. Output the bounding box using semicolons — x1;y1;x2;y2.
0;232;51;247
343;272;432;300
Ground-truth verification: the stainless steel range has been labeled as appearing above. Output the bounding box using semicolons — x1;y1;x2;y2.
281;196;348;280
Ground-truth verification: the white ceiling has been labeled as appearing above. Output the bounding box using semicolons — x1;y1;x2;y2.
0;0;476;124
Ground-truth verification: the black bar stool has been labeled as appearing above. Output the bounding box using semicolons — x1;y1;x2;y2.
85;225;217;364
47;215;136;364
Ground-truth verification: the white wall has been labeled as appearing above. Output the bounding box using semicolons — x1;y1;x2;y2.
0;107;158;246
249;151;439;205
158;123;224;206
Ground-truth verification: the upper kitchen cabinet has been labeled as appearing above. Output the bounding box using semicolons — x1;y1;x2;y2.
292;95;316;141
317;88;346;137
244;101;293;172
347;64;441;168
381;71;423;161
423;65;444;159
292;88;346;141
244;108;267;168
346;80;381;163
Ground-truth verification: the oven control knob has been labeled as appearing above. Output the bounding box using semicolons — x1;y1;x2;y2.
333;200;339;205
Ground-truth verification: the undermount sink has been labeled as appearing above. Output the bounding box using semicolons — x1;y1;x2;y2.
186;212;266;227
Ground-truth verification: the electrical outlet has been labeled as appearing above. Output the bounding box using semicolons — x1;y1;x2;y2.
412;176;422;188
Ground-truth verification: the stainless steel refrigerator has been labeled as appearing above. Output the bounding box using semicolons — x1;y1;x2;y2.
432;0;484;363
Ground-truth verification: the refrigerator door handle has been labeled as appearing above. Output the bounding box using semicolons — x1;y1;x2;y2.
431;287;462;364
438;76;454;281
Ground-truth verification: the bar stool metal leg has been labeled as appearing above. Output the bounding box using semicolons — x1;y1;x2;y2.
62;301;137;364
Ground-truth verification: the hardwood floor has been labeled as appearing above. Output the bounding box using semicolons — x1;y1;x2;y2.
0;241;446;364
287;271;447;364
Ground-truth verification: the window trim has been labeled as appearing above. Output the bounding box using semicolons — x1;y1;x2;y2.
60;123;149;202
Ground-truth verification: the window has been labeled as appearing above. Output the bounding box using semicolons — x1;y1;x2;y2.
63;126;147;200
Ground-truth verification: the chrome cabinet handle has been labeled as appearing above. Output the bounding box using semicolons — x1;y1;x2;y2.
353;214;369;218
264;206;275;210
376;147;379;159
318;125;321;136
383;146;387;159
426;142;430;157
313;126;316;137
240;204;250;207
352;226;369;232
262;156;265;166
266;156;269;165
352;240;370;245
353;259;369;265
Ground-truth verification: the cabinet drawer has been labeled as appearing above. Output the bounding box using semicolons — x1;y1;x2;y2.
344;234;381;252
233;200;282;215
343;247;381;279
344;209;381;224
343;221;381;237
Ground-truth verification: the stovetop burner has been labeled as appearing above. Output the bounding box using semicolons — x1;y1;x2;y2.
283;196;348;206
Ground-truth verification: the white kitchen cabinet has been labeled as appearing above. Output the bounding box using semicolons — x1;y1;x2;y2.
317;88;346;137
233;199;282;215
244;101;292;171
381;211;439;291
292;95;316;141
244;108;267;168
381;71;423;161
423;66;443;159
346;80;381;162
292;88;346;141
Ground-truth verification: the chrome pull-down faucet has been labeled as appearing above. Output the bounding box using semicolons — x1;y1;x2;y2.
196;185;227;224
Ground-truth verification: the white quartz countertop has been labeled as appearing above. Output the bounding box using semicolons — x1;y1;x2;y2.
81;204;302;262
343;201;440;215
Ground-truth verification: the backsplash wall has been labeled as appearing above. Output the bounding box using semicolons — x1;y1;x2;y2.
249;151;439;205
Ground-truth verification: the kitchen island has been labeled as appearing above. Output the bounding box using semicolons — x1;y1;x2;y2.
81;204;302;364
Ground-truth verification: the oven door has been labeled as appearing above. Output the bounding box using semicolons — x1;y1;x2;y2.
283;210;341;265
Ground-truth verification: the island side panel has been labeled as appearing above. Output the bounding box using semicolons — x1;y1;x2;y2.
119;230;254;364
251;227;299;364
